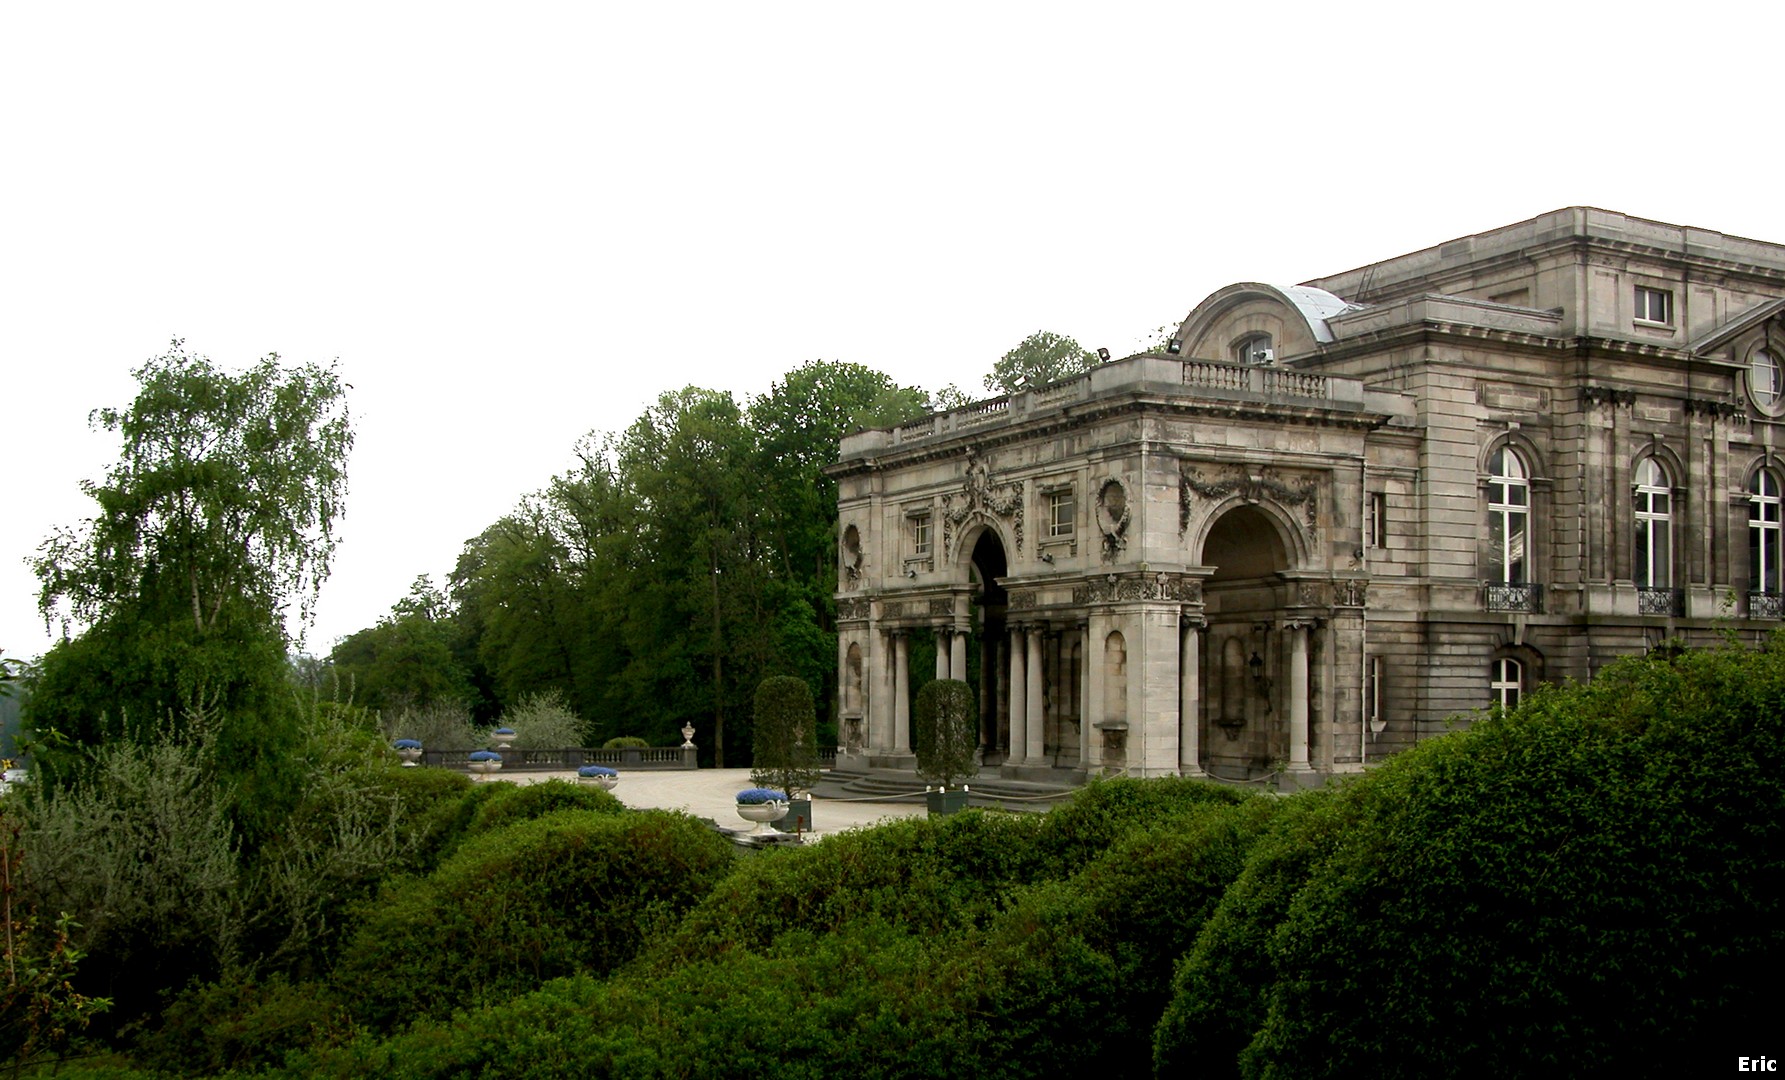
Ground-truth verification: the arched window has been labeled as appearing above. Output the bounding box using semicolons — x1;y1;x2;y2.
1487;446;1530;585
1490;657;1522;710
1233;333;1274;365
1633;458;1672;589
1750;468;1784;599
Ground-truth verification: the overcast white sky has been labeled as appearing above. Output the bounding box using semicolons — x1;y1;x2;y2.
5;2;1784;663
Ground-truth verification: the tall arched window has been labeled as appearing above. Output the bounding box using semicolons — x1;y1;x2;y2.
1633;458;1672;589
1487;446;1530;585
1750;468;1784;608
1490;657;1522;710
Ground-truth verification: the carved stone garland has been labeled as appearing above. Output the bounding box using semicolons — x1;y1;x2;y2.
1072;572;1203;606
1179;461;1319;539
1096;478;1131;561
943;447;1024;557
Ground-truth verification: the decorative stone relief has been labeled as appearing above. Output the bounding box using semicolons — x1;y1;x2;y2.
1095;478;1130;561
1580;385;1637;409
1335;579;1368;608
943;447;1024;557
837;597;870;621
1008;591;1038;610
1072;572;1201;605
1179;461;1320;539
927;598;954;616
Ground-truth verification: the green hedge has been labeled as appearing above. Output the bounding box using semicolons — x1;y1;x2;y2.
330;808;732;1030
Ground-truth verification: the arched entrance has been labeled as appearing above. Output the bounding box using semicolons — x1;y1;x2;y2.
966;526;1009;760
1198;504;1293;778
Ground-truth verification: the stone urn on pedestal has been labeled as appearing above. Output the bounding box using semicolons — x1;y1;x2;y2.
577;764;619;791
392;739;423;767
467;749;503;780
735;788;789;835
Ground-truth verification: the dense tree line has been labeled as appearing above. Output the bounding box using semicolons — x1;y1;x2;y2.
328;361;941;765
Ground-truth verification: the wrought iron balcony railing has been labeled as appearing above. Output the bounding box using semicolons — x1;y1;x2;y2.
1484;582;1544;613
1637;587;1685;616
1750;592;1785;620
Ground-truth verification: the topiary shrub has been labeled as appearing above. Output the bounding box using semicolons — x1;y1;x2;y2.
912;678;977;790
461;778;624;837
601;736;651;750
330;808;733;1030
750;676;820;799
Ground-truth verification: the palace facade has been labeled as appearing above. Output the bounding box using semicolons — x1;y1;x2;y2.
830;208;1785;784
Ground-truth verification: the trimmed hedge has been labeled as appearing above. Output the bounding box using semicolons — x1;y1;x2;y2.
330;808;732;1029
1157;640;1785;1078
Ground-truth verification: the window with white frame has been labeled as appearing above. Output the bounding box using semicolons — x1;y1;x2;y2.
1366;491;1387;549
1633;458;1672;589
1365;654;1382;730
911;512;932;559
1634;285;1673;326
1751;469;1783;595
1491;657;1522;710
1233;332;1274;365
1047;488;1075;539
1487;446;1530;584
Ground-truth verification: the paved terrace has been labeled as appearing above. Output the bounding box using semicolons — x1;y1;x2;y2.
500;766;1078;842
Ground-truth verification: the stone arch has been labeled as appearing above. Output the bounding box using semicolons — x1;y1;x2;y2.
1190;495;1310;572
1196;503;1296;777
1478;429;1549;480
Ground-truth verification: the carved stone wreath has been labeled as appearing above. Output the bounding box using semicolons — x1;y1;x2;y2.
1179;461;1319;539
943;447;1024;557
1095;478;1131;561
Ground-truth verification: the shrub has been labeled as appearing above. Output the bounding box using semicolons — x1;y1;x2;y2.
1160;641;1785;1078
912;679;977;790
499;690;585;749
330;808;733;1029
602;736;650;750
462;779;624;838
750;676;820;798
384;700;476;751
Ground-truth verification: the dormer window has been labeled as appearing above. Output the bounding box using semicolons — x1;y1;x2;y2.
1233;333;1275;365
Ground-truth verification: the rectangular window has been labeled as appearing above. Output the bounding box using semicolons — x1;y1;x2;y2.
1366;492;1387;549
911;513;932;558
1048;489;1075;538
1634;285;1673;326
1365;655;1382;730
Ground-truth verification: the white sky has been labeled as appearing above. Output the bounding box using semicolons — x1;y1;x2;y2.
6;2;1784;663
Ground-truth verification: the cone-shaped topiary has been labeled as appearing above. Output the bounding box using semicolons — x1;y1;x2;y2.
913;678;978;790
750;676;820;799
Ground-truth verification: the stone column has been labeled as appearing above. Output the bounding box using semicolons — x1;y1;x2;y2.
1008;627;1028;766
894;632;911;754
950;628;968;684
1077;622;1092;769
935;628;950;681
1287;621;1310;771
1025;627;1045;763
1179;618;1204;775
869;626;891;752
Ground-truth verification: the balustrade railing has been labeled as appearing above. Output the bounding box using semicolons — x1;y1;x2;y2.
1637;587;1685;616
1484;582;1544;613
1750;592;1785;620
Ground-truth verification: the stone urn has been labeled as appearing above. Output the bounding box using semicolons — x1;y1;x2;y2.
392;739;423;767
491;727;516;749
735;788;789;835
467;750;504;779
577;764;619;790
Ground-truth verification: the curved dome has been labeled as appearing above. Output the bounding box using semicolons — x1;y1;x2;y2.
1173;282;1366;360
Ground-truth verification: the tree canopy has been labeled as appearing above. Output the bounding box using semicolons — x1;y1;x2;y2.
983;330;1099;394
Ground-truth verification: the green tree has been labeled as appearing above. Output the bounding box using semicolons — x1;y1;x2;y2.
328;576;473;715
912;679;978;790
983;330;1098;394
25;341;352;823
749;676;819;799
